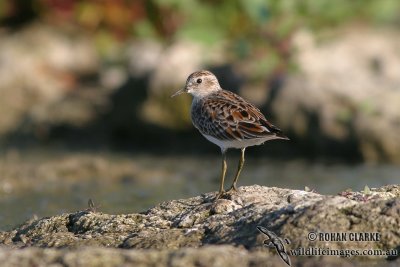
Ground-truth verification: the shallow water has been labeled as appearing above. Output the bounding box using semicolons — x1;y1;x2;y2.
0;150;399;230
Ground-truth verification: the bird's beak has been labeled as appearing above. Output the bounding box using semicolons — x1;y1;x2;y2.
171;88;186;98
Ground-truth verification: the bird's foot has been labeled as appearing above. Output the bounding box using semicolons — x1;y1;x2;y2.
215;190;226;201
226;184;238;194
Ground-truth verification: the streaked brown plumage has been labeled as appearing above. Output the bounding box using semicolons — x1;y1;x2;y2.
191;89;286;142
172;70;288;200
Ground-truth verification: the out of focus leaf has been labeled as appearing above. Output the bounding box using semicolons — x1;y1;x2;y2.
178;24;224;45
76;2;102;28
134;20;158;39
240;0;269;23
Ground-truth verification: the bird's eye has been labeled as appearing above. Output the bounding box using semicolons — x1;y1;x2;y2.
196;78;202;84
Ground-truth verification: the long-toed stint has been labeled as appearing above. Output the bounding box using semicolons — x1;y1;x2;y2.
172;70;288;199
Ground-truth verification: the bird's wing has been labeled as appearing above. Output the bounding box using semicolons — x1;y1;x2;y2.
194;90;287;141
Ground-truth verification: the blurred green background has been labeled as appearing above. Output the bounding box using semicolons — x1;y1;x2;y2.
0;0;400;229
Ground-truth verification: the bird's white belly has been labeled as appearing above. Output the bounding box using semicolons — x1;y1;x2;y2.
202;134;273;150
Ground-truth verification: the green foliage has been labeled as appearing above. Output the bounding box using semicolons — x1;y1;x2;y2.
1;0;399;78
3;1;400;41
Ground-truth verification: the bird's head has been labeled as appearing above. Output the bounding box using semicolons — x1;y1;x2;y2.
171;70;221;99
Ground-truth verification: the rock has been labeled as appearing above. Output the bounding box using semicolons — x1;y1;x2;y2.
0;245;318;267
272;28;400;163
0;185;399;266
211;198;242;214
0;245;380;267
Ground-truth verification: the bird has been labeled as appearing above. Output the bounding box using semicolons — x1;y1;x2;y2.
257;226;291;266
171;70;288;200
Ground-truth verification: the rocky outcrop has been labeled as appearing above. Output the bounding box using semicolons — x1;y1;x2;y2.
0;246;377;267
0;185;399;266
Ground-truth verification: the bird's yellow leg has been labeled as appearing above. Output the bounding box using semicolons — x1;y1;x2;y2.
215;150;227;200
228;148;245;192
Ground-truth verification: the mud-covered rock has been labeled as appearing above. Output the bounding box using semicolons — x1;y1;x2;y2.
0;245;371;267
0;185;399;266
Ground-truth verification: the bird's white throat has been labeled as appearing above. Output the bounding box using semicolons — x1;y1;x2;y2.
188;87;220;99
